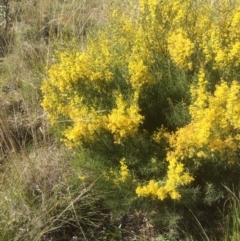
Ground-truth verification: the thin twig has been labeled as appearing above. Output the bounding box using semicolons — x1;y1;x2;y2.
189;208;210;241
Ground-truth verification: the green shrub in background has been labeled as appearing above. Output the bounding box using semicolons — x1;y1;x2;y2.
41;0;240;239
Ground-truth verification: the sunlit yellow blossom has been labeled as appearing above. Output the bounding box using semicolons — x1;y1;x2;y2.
79;175;85;181
168;29;194;69
107;93;144;143
119;158;129;182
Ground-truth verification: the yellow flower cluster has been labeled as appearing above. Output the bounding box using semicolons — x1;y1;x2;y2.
188;75;240;156
63;111;107;148
106;158;130;184
136;159;193;200
119;158;130;182
198;3;240;70
41;52;90;124
107;94;144;144
168;29;194;69
128;58;155;88
136;180;167;200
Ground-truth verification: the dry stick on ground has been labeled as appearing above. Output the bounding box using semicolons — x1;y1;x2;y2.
34;175;103;241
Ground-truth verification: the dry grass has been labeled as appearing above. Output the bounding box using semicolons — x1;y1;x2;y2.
0;0;110;157
0;1;113;240
0;146;105;241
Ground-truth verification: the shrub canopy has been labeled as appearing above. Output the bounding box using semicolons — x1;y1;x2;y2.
42;0;240;201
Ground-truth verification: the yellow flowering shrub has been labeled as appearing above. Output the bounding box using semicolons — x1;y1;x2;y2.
42;0;240;202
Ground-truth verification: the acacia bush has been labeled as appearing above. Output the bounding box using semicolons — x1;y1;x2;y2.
42;0;240;238
41;0;190;180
